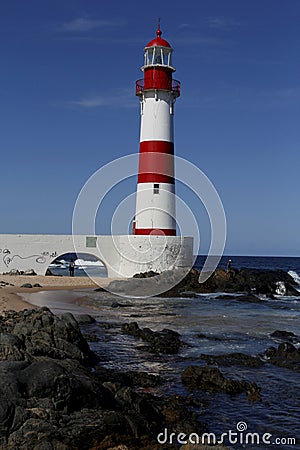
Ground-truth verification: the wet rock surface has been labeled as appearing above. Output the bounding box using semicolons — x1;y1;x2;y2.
0;297;298;448
162;267;300;297
263;342;300;372
109;267;300;299
199;352;264;368
181;365;261;402
122;322;182;354
0;307;96;365
0;308;205;449
270;329;298;343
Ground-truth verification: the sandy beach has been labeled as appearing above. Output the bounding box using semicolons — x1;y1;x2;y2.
0;275;117;313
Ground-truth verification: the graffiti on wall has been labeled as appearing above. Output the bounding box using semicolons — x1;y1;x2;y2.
0;249;58;268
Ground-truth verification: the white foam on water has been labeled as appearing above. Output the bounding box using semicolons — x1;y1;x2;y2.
49;262;67;269
275;281;286;296
288;270;300;293
74;258;104;268
288;270;300;285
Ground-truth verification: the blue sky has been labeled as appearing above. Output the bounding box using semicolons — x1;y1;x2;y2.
0;0;299;256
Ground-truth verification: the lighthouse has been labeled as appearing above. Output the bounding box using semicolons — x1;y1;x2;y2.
133;23;180;236
0;23;194;283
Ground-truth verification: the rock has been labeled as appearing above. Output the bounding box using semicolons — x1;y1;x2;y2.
161;267;300;297
107;268;189;297
18;357;109;412
111;302;133;308
45;268;53;276
6;270;22;276
215;293;264;303
20;283;33;288
181;365;261;401
270;330;298;343
122;322;182;354
0;333;25;361
82;333;99;342
0;307;98;365
0;281;14;287
200;352;264;368
0;308;206;449
75;314;96;324
95;367;163;389
23;269;37;276
263;342;300;372
133;270;159;278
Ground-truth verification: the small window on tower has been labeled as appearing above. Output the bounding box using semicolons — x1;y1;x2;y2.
153;183;160;194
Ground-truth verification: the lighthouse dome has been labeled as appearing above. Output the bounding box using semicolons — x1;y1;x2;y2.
146;26;171;48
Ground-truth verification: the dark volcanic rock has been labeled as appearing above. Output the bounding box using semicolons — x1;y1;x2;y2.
0;308;97;365
111;302;133;308
94;287;107;292
23;269;37;276
20;283;33;288
162;267;300;297
0;281;14;287
215;294;264;303
108;265;295;298
0;308;205;449
133;270;159;278
263;342;300;372
182;365;261;401
75;314;96;324
95;367;163;388
122;322;182;354
200;352;264;368
270;330;298;343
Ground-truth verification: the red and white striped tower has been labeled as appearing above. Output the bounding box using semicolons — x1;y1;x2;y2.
133;23;180;236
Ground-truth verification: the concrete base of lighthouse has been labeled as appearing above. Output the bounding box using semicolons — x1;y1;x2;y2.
0;234;194;278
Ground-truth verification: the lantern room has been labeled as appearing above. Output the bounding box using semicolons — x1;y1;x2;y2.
142;25;175;71
143;45;174;70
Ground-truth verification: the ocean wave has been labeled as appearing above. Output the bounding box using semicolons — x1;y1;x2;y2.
49;263;67;269
74;258;104;268
288;270;300;285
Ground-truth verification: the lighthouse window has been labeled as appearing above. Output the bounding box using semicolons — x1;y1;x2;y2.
155;54;162;64
145;49;154;65
153;183;160;194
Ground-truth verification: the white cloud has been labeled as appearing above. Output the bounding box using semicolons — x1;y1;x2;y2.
59;17;125;33
70;96;109;108
205;16;244;30
178;23;191;29
67;89;136;109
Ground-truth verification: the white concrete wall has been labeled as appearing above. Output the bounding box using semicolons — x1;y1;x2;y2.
0;234;193;278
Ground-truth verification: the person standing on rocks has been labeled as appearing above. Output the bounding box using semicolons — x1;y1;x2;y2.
227;259;232;272
69;259;75;277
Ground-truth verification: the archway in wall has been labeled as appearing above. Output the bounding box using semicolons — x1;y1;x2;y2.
47;252;108;277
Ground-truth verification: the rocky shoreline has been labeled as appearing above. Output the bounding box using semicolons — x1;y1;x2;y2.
0;267;299;448
106;267;300;299
0;307;212;449
0;304;299;449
